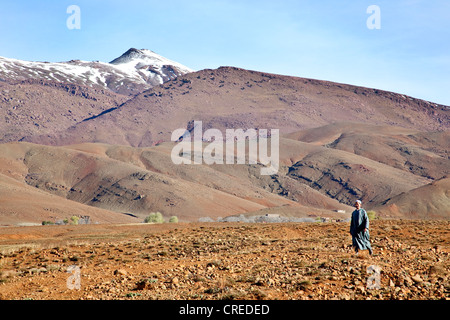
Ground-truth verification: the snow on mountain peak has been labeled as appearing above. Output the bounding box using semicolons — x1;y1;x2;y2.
0;48;194;95
110;48;153;64
110;48;193;73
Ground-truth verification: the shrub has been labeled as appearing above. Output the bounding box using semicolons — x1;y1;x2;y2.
70;216;80;225
169;216;178;223
367;211;376;220
41;221;54;225
144;212;165;224
125;292;142;298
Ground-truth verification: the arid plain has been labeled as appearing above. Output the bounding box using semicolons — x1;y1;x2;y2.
0;219;448;300
0;50;448;301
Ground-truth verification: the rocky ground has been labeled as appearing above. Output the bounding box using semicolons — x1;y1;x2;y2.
0;219;448;300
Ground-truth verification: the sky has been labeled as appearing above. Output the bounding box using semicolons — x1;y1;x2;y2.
0;0;449;105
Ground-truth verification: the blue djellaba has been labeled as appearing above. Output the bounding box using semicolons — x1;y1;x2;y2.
350;200;373;255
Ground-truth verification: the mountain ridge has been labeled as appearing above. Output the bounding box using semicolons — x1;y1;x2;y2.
0;52;448;225
20;66;448;147
0;48;193;95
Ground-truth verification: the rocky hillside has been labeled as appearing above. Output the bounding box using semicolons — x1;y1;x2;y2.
0;79;128;143
0;60;448;224
22;66;448;147
0;124;448;225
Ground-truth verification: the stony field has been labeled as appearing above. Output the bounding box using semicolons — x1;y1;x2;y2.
0;219;448;300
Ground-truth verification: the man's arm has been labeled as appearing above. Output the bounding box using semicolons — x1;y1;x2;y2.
363;209;369;232
349;212;355;235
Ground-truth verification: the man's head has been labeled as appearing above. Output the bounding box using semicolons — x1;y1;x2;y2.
355;200;362;209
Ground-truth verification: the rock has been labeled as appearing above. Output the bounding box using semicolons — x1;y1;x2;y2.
404;276;413;286
114;269;127;276
29;267;47;275
411;274;423;284
344;284;354;289
428;265;444;276
1;270;17;278
395;276;403;287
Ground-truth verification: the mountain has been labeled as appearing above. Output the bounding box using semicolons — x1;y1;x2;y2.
0;171;140;226
23;66;449;147
0;48;193;143
374;177;450;219
0;141;346;225
284;123;449;215
0;48;193;95
285;122;449;180
110;48;193;89
0;79;128;143
0;51;449;225
0;128;447;225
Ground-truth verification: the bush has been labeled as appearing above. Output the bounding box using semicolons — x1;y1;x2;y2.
367;210;376;220
169;216;178;223
41;221;54;225
144;212;165;224
70;216;80;225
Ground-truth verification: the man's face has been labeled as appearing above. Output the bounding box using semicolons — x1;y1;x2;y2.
355;202;361;209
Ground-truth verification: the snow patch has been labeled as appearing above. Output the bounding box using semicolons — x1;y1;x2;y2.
0;49;194;92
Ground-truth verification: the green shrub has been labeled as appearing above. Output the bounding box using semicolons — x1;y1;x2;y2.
144;212;165;224
367;211;376;220
70;216;79;225
41;221;54;225
169;216;179;223
125;292;141;298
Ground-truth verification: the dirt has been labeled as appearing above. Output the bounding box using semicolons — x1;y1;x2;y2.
0;219;448;300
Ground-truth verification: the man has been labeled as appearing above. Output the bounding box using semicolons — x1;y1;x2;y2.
350;200;373;255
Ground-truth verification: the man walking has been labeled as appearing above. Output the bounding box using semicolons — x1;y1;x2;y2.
350;200;373;255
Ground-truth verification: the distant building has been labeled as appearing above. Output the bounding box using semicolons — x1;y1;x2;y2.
78;215;91;224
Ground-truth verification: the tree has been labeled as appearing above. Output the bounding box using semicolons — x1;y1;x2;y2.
367;211;377;220
169;216;178;223
144;212;165;224
70;216;80;225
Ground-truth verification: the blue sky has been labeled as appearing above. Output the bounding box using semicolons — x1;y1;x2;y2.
0;0;449;105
